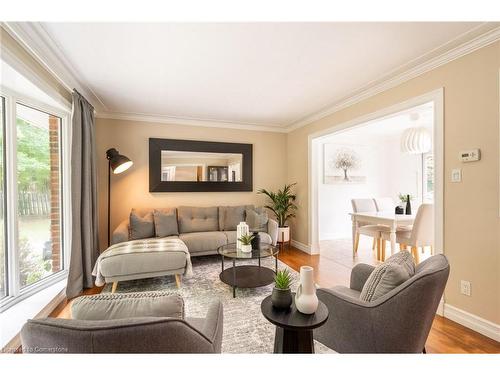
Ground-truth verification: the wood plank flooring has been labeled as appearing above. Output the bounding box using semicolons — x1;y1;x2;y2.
52;239;500;353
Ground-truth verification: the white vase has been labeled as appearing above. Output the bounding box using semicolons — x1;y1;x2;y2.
277;226;290;242
236;222;249;249
241;244;252;253
295;266;318;314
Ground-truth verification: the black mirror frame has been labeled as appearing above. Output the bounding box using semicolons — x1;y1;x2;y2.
149;138;253;192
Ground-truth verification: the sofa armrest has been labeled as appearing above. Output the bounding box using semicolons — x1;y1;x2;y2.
267;218;279;246
111;219;129;245
199;299;223;352
350;263;375;292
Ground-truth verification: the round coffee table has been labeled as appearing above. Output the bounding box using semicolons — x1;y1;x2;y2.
218;243;279;298
261;294;329;353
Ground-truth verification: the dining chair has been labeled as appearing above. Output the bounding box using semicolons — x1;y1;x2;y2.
380;204;434;263
351;198;381;256
374;197;394;212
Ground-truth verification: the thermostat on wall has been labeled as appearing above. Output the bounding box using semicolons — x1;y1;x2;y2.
459;149;481;162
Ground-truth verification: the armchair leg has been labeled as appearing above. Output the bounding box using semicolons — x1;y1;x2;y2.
400;243;407;251
381;239;386;261
111;282;118;294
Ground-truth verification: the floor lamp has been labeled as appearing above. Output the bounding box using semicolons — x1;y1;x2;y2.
106;148;133;247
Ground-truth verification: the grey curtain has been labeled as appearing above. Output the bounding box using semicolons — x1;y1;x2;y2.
66;90;99;298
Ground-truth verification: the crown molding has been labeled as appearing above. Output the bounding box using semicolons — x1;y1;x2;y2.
96;111;289;133
287;23;500;131
1;22;107;112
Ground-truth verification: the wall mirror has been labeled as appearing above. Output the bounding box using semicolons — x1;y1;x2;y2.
149;138;252;192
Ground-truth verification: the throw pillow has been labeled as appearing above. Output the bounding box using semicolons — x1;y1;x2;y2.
359;250;415;302
71;291;184;320
129;209;155;240
246;207;269;232
219;205;247;231
153;208;179;237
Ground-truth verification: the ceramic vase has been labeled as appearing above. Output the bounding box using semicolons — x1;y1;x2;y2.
295;266;318;314
236;222;249;249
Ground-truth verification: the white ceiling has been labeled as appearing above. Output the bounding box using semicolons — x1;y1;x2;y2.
39;22;484;128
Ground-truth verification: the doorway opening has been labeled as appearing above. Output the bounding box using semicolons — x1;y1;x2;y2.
308;90;443;264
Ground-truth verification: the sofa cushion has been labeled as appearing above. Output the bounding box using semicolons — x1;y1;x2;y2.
360;250;415;302
129;209;155;240
179;231;228;253
71;292;184;320
223;231;272;246
246;207;268;232
153;208;179;237
178;206;219;233
218;205;252;231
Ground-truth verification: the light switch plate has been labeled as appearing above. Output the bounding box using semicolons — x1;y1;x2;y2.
451;168;462;183
460;280;471;296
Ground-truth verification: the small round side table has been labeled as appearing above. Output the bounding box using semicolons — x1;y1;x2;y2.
261;294;329;353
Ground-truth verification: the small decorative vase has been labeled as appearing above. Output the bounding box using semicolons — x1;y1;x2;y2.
251;232;260;249
236;222;249;249
405;194;412;215
241;244;252;253
271;287;292;310
295;266;318;314
395;205;404;214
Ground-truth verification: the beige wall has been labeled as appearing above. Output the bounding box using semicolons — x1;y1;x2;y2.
95;118;287;250
287;42;500;323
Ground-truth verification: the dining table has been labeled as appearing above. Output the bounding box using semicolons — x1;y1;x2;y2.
349;211;416;259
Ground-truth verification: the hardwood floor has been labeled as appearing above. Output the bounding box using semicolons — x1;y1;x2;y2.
52;239;500;353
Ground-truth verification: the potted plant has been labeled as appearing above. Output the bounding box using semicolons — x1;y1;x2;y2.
238;234;255;253
258;183;297;243
398;193;414;215
271;269;293;310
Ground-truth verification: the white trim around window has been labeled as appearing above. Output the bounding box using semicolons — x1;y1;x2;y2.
0;85;71;312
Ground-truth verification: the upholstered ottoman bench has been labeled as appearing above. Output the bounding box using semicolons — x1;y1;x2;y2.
92;237;193;292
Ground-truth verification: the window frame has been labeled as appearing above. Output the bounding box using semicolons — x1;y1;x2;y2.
0;85;71;312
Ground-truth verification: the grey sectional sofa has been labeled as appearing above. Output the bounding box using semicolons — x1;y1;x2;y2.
112;205;279;256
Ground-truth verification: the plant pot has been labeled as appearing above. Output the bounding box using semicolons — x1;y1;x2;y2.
278;226;290;242
271;287;292;310
241;244;252;253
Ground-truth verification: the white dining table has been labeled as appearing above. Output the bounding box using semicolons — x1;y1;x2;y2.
349;211;416;258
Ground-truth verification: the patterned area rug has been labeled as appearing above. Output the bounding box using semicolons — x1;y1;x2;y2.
101;255;334;354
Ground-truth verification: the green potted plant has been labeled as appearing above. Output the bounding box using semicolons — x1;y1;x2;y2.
238;233;255;253
258;183;297;243
272;269;293;310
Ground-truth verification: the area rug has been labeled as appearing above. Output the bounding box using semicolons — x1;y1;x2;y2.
101;255;334;354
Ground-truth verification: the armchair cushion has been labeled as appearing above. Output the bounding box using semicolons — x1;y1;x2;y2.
360;251;415;302
71;291;184;320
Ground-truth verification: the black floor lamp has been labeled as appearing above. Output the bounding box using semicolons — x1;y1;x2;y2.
106;148;133;247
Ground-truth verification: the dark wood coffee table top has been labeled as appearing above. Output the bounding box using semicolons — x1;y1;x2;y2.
261;294;329;330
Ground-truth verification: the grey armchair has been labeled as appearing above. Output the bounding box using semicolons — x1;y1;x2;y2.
314;254;449;353
21;293;223;353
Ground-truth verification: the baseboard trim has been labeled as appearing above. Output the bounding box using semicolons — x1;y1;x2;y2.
290;239;312;254
443;304;500;342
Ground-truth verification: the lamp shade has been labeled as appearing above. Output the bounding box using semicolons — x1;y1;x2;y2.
106;148;133;174
401;127;432;154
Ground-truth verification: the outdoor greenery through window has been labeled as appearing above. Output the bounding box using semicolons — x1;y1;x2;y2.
16;104;62;289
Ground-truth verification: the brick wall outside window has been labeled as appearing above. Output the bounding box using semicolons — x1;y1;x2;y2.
48;116;61;272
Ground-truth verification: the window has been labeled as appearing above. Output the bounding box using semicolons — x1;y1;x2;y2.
0;63;69;310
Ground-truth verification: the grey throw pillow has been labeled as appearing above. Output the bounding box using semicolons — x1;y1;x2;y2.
246;207;269;232
153;208;179;237
360;250;415;302
219;205;247;231
129;209;155;240
71;291;184;320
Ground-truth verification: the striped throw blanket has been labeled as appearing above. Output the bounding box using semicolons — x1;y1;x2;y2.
92;237;193;287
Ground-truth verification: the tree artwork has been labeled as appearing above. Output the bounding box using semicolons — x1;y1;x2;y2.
332;148;360;181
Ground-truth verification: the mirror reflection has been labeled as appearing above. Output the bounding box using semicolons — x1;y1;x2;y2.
161;150;243;182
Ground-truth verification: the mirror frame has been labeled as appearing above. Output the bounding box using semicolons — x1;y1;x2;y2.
149;138;253;192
